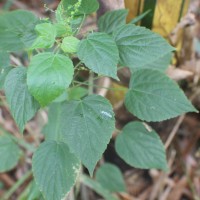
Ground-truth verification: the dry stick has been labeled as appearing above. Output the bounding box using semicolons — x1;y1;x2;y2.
10;55;23;66
165;114;185;149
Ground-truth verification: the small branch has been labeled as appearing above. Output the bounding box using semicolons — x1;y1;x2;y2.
165;115;185;149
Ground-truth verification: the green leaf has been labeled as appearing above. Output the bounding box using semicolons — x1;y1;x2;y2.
78;32;119;79
115;122;168;170
125;69;197;122
0;51;9;68
80;175;119;200
0;51;12;89
113;24;174;69
4;67;40;133
95;163;126;192
0;66;13;89
98;9;128;34
61;36;80;53
68;87;88;100
31;23;56;49
62;0;99;15
0;134;21;172
43;103;63;141
0;10;38;52
129;10;151;24
33;140;80;200
53;91;68;103
54;23;68;37
44;95;115;175
131;52;172;72
25;180;44;200
27;53;74;107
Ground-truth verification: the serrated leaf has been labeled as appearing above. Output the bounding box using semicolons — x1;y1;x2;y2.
0;52;11;89
78;32;119;79
115;122;168;170
43;103;63;141
81;175;119;200
95;163;126;192
33;140;80;200
27;53;74;107
44;95;115;175
62;0;99;15
131;52;172;72
54;23;68;37
0;10;38;52
31;23;56;49
0;134;21;172
0;66;13;89
113;24;174;69
0;51;9;68
4;67;40;133
129;10;151;24
53;91;68;103
61;36;80;53
68;87;88;100
125;69;197;122
98;9;128;34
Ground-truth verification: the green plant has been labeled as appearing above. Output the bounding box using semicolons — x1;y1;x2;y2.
0;0;198;199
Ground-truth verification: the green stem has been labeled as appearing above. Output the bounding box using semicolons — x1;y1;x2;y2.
88;71;94;94
75;14;86;35
74;61;82;70
2;171;32;200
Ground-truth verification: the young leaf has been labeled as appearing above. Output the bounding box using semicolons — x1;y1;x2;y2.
61;36;80;53
4;67;40;133
125;69;197;122
78;32;119;79
115;122;168;170
80;175;119;200
113;24;174;69
44;95;115;175
0;10;38;52
0;134;21;172
98;9;128;34
95;163;126;192
27;52;74;107
33;140;80;200
62;0;99;15
31;23;56;49
54;23;68;37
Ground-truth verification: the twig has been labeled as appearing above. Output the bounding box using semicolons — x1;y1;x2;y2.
165;114;185;149
10;55;23;66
